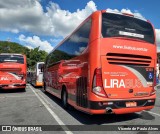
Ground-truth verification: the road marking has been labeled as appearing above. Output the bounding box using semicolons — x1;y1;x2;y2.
143;110;160;117
38;92;52;105
0;95;35;98
38;91;65;114
30;85;73;134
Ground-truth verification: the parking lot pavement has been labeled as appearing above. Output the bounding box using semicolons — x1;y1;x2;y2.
0;84;160;134
0;84;66;134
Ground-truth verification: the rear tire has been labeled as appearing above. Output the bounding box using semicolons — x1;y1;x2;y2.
43;82;47;92
62;89;68;109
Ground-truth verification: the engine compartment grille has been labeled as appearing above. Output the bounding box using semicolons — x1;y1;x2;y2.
106;53;151;66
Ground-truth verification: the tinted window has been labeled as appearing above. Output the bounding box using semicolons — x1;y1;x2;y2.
102;13;154;44
48;19;91;66
38;63;44;69
0;55;24;64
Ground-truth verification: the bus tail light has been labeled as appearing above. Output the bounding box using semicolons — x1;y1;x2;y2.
92;68;107;97
148;99;155;103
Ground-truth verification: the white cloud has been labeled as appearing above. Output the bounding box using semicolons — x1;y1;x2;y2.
106;8;145;20
26;45;33;50
46;0;97;37
0;0;96;37
11;29;19;34
156;29;160;52
75;47;86;55
18;34;53;53
0;0;47;34
121;9;133;14
70;35;88;43
106;8;119;13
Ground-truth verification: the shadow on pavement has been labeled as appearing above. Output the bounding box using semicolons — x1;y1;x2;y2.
140;111;155;120
40;89;144;125
0;88;26;94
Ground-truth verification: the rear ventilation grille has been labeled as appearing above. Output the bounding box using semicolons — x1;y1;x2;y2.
106;53;151;66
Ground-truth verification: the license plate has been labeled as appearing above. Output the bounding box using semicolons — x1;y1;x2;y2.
126;102;137;107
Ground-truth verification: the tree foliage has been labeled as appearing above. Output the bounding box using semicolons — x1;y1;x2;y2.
0;41;48;70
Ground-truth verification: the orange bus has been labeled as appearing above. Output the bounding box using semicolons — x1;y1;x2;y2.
43;10;156;114
0;53;27;91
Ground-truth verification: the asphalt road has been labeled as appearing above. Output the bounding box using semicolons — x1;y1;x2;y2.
0;84;160;134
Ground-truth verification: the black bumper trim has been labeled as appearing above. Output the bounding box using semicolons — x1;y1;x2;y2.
89;99;155;110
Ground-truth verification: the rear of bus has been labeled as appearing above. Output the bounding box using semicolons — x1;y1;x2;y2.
35;62;44;86
89;11;156;114
0;53;27;90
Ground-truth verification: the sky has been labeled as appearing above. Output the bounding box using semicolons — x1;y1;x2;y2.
0;0;160;53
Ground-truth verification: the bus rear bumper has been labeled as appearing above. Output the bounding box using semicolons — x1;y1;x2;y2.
88;96;156;114
0;84;26;90
36;81;43;86
89;106;154;114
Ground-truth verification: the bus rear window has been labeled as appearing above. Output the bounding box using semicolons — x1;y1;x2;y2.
102;13;154;44
0;55;24;64
38;64;44;69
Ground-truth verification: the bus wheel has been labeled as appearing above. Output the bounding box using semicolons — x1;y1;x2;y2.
62;89;68;109
43;83;46;92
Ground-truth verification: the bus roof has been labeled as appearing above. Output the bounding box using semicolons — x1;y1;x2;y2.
37;62;44;64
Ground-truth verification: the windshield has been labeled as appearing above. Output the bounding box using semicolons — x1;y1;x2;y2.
0;55;24;64
38;63;44;69
102;13;155;44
